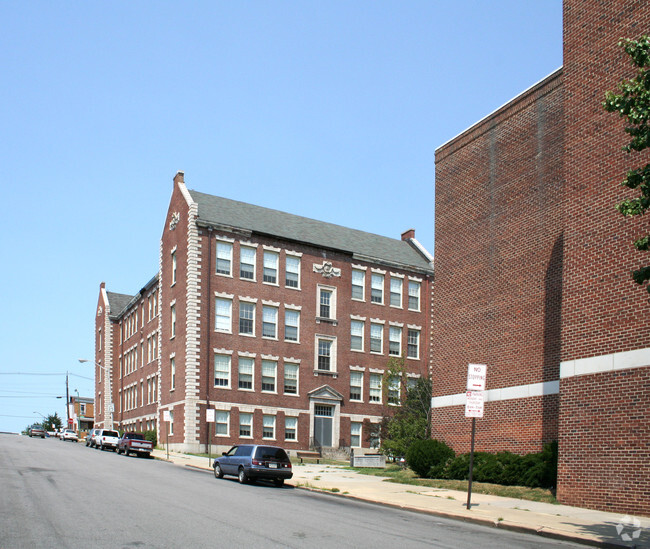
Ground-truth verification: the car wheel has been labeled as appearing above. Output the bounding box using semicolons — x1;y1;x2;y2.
100;444;104;451
274;478;284;487
238;467;248;484
124;447;129;457
214;463;224;479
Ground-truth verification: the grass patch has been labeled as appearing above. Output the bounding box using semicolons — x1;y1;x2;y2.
349;466;557;504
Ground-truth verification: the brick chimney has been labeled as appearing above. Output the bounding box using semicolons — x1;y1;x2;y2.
401;229;415;241
174;171;185;185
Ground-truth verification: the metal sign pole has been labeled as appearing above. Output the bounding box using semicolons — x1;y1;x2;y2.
466;417;476;509
166;421;169;461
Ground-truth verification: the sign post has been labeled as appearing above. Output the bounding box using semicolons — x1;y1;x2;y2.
206;409;215;466
465;364;486;510
163;410;171;460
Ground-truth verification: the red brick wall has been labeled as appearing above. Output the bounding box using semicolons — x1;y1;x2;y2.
432;71;564;453
558;368;650;515
558;0;650;516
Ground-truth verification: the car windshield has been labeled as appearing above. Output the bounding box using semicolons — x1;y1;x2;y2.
104;431;119;437
255;447;289;461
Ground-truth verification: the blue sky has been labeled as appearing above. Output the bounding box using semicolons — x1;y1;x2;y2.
0;1;562;433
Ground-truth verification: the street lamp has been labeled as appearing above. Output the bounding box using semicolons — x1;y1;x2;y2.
78;358;113;430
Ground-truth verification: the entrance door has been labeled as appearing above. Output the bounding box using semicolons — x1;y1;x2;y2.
313;404;333;447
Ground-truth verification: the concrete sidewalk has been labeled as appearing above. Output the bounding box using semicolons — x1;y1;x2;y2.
152;449;649;548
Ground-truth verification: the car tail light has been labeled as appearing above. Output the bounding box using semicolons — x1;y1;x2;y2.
252;459;262;466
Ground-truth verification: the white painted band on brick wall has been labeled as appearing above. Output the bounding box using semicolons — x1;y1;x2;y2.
431;380;559;409
560;347;650;379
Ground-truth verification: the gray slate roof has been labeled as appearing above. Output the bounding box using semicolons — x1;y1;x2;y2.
188;190;433;272
106;291;134;318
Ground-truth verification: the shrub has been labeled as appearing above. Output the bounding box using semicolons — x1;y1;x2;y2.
144;429;157;446
406;439;455;478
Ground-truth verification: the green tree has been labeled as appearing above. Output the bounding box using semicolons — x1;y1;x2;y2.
604;35;650;293
378;355;432;458
42;413;62;432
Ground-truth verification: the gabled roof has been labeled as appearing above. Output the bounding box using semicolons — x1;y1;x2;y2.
105;291;134;318
187;190;433;273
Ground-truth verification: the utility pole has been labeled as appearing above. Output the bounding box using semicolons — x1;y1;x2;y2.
66;371;70;427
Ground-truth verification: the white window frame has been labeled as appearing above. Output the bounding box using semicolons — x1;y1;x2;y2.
350;319;364;352
315;335;337;373
170;304;176;339
283;362;299;395
285;254;301;289
214;354;231;388
263;250;279;285
285;416;298;441
239;412;253;438
239;300;256;337
369;373;382;403
389;277;403;308
317;284;337;320
171;250;177;285
351;422;362;447
371;273;384;304
261;360;277;393
407;328;420;359
284;308;300;342
215;297;232;333
238;356;254;391
350;371;363;402
216;240;233;277
262;415;276;440
215;410;230;436
170;357;176;391
389;326;402;356
408;280;421;311
351;269;365;301
370;323;383;354
240;245;257;281
262;305;278;339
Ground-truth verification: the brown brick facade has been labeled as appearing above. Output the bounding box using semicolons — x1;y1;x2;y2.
432;0;650;516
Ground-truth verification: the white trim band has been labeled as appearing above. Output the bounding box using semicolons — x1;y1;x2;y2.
432;380;559;409
560;347;650;379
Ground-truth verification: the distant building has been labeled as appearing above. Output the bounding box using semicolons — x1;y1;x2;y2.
70;396;94;433
431;0;650;516
93;172;433;457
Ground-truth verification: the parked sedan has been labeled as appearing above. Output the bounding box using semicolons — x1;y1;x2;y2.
86;428;99;447
60;429;78;442
213;444;292;487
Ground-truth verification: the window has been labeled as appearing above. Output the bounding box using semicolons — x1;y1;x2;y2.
389;326;402;356
238;357;253;390
408;281;421;311
215;297;232;332
350;320;364;351
285;417;297;441
169;411;174;435
171;251;177;285
371;273;384;304
407;329;420;359
284;363;298;394
370;323;383;353
216;411;229;436
240;246;256;280
317;339;332;371
239;302;255;335
216;241;233;275
80;403;86;415
263;415;275;439
285;309;300;342
286;255;300;288
319;288;332;319
262;306;278;339
369;373;382;403
350;371;363;401
351;269;365;301
351;422;362;447
170;358;176;391
263;251;278;284
214;354;231;388
170;304;176;338
390;277;402;307
239;412;252;438
388;376;401;405
261;360;277;392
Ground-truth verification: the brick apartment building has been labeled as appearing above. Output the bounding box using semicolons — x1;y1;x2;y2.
431;0;649;515
94;172;433;456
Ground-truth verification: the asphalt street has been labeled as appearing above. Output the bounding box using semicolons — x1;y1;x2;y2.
0;434;585;548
